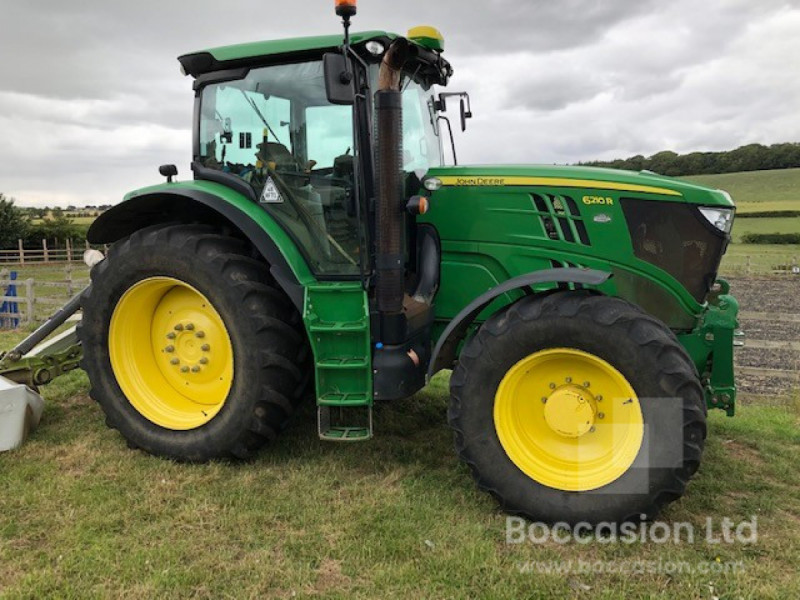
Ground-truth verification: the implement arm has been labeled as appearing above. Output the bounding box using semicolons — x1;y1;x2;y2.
0;291;84;388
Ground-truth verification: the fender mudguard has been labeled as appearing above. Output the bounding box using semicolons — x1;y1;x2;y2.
88;185;310;310
427;268;612;379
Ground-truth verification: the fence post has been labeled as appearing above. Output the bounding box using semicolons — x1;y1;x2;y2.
66;238;73;263
42;239;49;263
746;255;752;276
85;239;90;251
18;239;24;266
66;264;73;297
25;279;34;324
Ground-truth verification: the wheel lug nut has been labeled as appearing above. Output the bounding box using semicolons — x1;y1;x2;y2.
191;366;201;373
195;331;206;339
186;323;195;331
583;381;590;388
598;413;605;419
171;358;180;366
590;426;597;433
174;324;184;332
181;366;189;373
549;383;557;390
199;358;209;365
166;332;176;340
565;377;572;384
596;395;603;402
165;345;175;353
541;397;548;404
201;344;211;352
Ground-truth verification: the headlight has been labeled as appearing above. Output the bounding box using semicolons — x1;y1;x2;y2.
424;177;442;192
365;41;386;56
698;207;734;234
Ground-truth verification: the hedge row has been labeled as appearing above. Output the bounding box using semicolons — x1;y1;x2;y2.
737;211;800;219
740;233;800;244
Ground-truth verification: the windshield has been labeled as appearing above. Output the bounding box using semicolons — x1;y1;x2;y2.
198;61;362;276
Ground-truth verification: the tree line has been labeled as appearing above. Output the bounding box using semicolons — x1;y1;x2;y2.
0;193;90;250
580;143;800;176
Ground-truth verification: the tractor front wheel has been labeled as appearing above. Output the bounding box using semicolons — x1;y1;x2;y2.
79;224;309;461
449;291;707;524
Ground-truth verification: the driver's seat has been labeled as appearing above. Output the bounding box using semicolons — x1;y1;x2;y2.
257;142;297;171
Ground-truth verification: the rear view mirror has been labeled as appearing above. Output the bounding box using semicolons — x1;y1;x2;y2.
460;98;472;132
323;53;355;105
436;92;473;131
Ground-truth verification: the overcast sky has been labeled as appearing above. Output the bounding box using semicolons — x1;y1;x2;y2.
2;0;799;207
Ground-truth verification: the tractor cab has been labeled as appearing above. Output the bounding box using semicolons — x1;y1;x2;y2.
177;17;460;426
191;41;446;278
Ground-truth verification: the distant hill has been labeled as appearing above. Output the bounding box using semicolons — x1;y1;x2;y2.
581;143;800;177
681;168;800;214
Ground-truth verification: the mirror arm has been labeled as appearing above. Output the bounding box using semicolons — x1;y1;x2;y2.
437;116;458;166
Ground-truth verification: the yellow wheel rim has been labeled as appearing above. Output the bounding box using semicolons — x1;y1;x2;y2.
494;348;643;492
109;277;234;431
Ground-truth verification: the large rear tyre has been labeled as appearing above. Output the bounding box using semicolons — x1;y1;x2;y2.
449;291;706;524
79;224;309;462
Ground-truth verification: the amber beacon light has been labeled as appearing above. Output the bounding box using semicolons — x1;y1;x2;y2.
335;0;357;18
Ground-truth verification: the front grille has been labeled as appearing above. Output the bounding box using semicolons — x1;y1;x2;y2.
621;198;726;303
531;193;591;246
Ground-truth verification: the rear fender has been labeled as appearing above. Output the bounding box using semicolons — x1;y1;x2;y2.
88;185;313;310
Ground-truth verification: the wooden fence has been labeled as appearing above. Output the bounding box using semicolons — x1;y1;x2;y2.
722;255;800;276
1;267;89;326
0;239;106;265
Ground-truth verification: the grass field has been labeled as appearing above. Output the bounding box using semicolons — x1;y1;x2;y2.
683;168;800;213
721;243;800;274
731;217;800;243
0;358;798;599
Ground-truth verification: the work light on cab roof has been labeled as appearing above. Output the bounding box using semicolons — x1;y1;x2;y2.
335;0;357;19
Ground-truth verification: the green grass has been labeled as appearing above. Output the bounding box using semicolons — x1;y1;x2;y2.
682;168;800;213
0;368;798;598
720;243;800;274
731;217;800;243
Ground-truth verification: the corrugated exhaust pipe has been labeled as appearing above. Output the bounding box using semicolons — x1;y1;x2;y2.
374;39;410;314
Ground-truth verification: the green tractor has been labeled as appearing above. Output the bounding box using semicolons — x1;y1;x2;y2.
2;1;740;525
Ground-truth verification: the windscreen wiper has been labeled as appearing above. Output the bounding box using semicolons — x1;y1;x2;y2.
239;90;286;147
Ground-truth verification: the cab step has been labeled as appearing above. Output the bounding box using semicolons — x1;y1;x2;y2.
318;405;373;442
303;282;374;441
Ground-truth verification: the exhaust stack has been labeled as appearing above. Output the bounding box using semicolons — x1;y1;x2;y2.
374;40;410;314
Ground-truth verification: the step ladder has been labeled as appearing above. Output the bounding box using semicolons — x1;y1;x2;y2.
304;283;373;441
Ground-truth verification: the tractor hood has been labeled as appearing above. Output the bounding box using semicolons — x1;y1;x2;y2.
425;165;735;208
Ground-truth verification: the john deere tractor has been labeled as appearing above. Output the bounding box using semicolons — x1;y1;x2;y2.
2;0;740;525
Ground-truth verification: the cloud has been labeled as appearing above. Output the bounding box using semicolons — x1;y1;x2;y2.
0;0;799;206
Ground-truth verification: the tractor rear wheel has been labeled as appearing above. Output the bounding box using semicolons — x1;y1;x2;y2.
449;291;706;524
79;224;309;462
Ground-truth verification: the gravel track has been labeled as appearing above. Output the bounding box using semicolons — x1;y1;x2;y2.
727;277;799;398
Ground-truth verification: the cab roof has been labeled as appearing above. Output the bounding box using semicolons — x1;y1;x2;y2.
179;31;397;78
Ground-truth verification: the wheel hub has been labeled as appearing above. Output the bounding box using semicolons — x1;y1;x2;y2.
159;321;214;377
493;348;644;492
544;385;596;438
109;277;234;431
